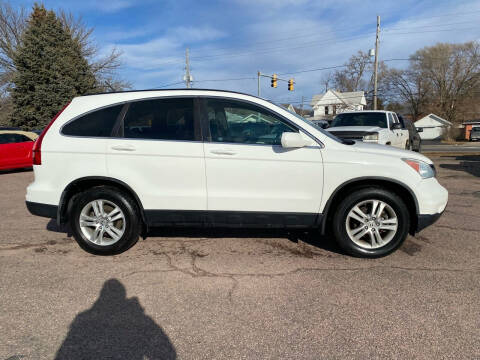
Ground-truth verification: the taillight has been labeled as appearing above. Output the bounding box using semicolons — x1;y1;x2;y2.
32;102;70;165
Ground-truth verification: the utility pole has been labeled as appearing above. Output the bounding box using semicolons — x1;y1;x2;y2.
184;48;193;88
300;96;304;116
373;15;380;110
257;71;261;97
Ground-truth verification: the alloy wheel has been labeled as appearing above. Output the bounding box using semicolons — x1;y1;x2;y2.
345;199;398;249
79;199;126;246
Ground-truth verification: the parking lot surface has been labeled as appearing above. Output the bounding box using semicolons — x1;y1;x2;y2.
1;154;479;359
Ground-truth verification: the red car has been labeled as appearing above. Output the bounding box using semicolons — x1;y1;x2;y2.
0;130;39;171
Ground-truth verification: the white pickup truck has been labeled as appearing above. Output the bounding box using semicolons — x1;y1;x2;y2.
327;110;410;149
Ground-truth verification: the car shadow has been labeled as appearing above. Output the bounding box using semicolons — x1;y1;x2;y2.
54;279;176;360
46;219;73;237
147;227;346;256
0;167;32;175
45;219;345;256
439;155;480;178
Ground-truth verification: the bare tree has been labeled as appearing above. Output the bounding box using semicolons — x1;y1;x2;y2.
319;71;333;92
381;68;430;120
412;42;480;124
332;51;371;92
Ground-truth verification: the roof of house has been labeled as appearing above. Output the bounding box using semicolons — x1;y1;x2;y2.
415;113;452;126
462;120;480;125
310;90;366;107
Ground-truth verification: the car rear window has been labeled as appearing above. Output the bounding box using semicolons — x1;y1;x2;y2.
62;104;124;137
331;113;388;128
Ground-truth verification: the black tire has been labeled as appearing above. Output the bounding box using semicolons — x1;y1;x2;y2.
405;141;410;150
69;186;141;255
332;187;410;258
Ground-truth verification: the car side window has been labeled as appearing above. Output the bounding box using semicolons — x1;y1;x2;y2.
0;134;11;144
387;113;394;129
205;98;297;145
62;104;124;137
0;133;31;144
15;134;32;142
123;98;195;141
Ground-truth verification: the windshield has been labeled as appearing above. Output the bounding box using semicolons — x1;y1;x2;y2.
472;127;480;132
332;112;388;128
285;109;346;144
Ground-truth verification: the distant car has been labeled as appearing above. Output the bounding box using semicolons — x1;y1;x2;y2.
0;130;38;171
311;119;329;129
469;127;480;141
327;111;410;149
398;115;422;152
32;129;44;135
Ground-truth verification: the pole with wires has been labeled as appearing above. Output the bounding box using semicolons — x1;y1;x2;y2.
373;15;380;110
184;48;193;88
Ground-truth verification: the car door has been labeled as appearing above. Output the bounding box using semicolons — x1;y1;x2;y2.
393;113;408;148
0;133;32;169
14;134;35;167
0;133;14;169
201;97;324;227
106;97;207;224
387;113;401;148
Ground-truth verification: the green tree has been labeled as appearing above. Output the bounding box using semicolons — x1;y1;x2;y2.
10;4;96;129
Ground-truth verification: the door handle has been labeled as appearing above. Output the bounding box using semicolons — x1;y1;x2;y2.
111;144;136;152
210;149;236;156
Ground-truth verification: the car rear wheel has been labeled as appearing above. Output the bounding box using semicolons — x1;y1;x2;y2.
332;187;410;258
69;187;141;255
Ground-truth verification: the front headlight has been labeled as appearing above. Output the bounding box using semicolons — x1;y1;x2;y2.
402;158;436;178
363;132;378;141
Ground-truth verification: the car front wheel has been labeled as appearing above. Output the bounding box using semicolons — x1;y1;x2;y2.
332;187;410;258
69;187;141;255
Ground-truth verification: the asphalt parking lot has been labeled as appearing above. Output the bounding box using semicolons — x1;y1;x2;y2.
1;154;479;360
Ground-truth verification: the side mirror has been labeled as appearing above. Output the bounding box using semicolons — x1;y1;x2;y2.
321;122;329;129
392;123;402;130
281;132;309;148
416;127;423;133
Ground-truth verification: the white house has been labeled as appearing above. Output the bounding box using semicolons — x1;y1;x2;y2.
414;114;452;140
310;90;366;120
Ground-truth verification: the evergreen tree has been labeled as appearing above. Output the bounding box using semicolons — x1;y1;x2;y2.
10;4;96;129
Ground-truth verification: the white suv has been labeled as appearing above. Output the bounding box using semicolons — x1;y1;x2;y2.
26;89;448;257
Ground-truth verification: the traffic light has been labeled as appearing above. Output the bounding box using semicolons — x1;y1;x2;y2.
271;74;277;88
288;79;294;91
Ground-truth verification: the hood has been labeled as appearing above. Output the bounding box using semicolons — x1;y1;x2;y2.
327;126;383;133
351;141;433;164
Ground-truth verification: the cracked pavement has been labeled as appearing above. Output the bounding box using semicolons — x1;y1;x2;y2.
1;154;479;359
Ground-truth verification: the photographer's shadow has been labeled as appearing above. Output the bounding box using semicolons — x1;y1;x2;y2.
55;279;176;360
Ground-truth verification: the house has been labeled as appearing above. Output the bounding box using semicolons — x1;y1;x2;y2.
414;114;452;140
281;104;297;114
462;120;480;140
310;90;366;120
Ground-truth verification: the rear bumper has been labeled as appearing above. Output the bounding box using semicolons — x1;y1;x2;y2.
416;211;444;232
26;201;57;219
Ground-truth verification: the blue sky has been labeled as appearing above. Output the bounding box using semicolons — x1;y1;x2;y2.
10;0;480;105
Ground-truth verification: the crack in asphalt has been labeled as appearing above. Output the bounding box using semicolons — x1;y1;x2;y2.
125;243;479;303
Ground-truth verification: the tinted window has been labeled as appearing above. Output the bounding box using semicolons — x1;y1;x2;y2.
331;112;388;128
206;99;297;145
62;105;123;137
0;133;32;144
123;98;195;141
